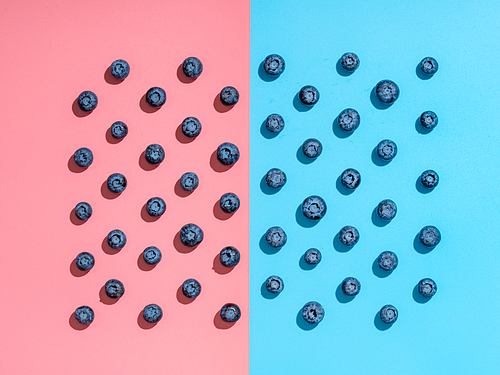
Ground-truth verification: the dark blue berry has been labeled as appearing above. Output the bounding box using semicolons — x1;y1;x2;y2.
420;111;438;130
304;248;322;265
110;59;130;80
145;144;165;164
338;108;360;133
77;91;98;111
107;229;127;250
181;117;202;137
419;226;441;247
265;114;285;134
420;170;439;189
375;80;399;104
220;193;240;214
220;303;241;322
418;278;437;297
143;246;162;265
180;224;204;247
341;168;361;190
377;251;398;271
265;276;284;294
146;197;166;217
380;305;398;324
419;57;438;75
110;121;128;139
220;86;239;106
143;304;162;323
75;306;94;325
377;199;397;221
302;139;322;158
76;252;95;271
145;87;166;107
339;226;359;247
105;279;125;298
265;168;286;189
377;140;397;161
107;173;127;193
302;195;327;220
342;277;361;296
340;52;359;72
217;142;240;165
73;147;93;167
302;301;324;324
75;202;92;220
182;57;203;78
182;278;201;298
265;226;287;248
263;54;285;76
219;246;240;267
299;85;319;105
180;172;199;191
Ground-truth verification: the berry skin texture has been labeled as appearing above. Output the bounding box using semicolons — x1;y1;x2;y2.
110;121;128;139
220;303;241;322
219;246;240;267
377;251;398;272
75;202;92;220
341;168;361;190
145;87;166;107
377;199;397;221
182;278;201;298
302;301;324;324
419;57;438;75
145;144;165;165
73;147;93;167
146;197;166;217
182;57;203;78
266;168;287;189
302;195;327;220
181;117;202;138
220;193;240;214
105;279;125;299
420;170;439;189
265;114;285;134
302;138;322;158
339;226;360;247
180;224;204;247
342;277;361;297
265;226;287;248
76;252;95;271
419;226;441;247
77;91;98;111
143;304;163;323
340;52;360;72
263;54;285;76
180;172;199;192
107;229;127;250
420;111;438;130
75;306;94;325
217;142;240;166
380;305;398;324
338;108;360;133
377;140;397;161
110;59;130;80
299;85;319;105
375;80;399;104
304;248;322;265
220;86;239;106
418;278;437;298
107;173;127;193
265;276;284;294
142;246;162;265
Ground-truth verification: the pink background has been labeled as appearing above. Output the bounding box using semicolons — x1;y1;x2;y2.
0;1;249;373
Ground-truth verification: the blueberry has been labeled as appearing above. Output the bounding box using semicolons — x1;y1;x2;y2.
220;86;239;106
304;248;322;265
75;306;94;325
110;121;128;139
339;226;360;247
265;226;287;248
419;225;441;247
302;138;322;158
105;279;125;299
110;59;130;80
419;57;438;75
377;140;397;161
73;147;93;167
377;199;397;221
182;278;201;298
338;108;360;133
265;276;284;294
420;170;439;189
340;52;359;72
107;173;127;193
145;87;166;107
265;168;286;189
180;224;204;247
181;117;202;137
77;91;98;111
76;252;95;271
182;57;203;78
145;144;165;164
180;172;199;191
107;229;127;250
420;111;438;130
217;142;240;166
302;301;324;324
219;246;240;267
380;305;398;324
302;195;327;220
263;54;285;76
377;251;398;272
341;168;361;190
299;85;319;106
146;197;166;217
75;202;92;220
220;193;240;214
220;303;241;322
142;246;162;265
143;304;163;323
418;278;437;298
265;114;285;134
342;277;361;297
375;80;399;104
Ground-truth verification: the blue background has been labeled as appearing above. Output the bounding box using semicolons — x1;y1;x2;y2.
250;1;500;374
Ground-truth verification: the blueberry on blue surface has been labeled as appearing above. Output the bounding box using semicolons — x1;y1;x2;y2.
419;226;441;247
377;251;398;272
182;57;203;78
220;303;241;322
180;224;204;247
145;144;165;164
107;229;127;250
342;277;361;297
220;86;239;106
299;85;319;106
304;248;322;265
265;114;285;134
75;202;92;220
105;279;125;299
302;301;324;324
375;80;399;104
146;197;166;217
265;276;284;294
107;173;127;193
182;278;201;298
338;108;360;133
73;147;93;167
265;226;287;248
110;59;130;80
420;170;439;189
76;252;95;271
302;195;327;220
180;172;199;191
145;87;166;107
340;52;359;72
377;199;397;221
341;168;361;190
302;138;322;158
217;142;240;165
181;117;202;137
377;140;397;161
219;246;240;267
143;304;163;323
110;121;128;139
77;91;98;111
418;278;437;298
142;246;162;265
263;54;285;76
75;306;94;325
380;305;398;324
420;111;438;130
339;226;360;247
419;57;438;75
220;192;240;214
265;168;286;189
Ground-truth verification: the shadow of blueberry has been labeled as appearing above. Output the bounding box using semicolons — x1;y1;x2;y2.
370;87;392;110
261;281;279;299
175;123;196;144
105;127;123;144
336;175;355;196
69;208;85;226
336;58;354;77
141;202;161;223
415;63;432;80
413;233;434;254
100;180;122;200
260;119;280;139
371;206;390;227
296;308;318;331
213;200;234;221
413;284;431;304
259;233;280;255
139;93;161;114
101;236;120;255
332;116;352;139
104;65;123;85
69;312;89;330
374;311;393;331
292;92;313;112
333;234;350;253
371;146;391;167
372;258;392;278
173;231;197;254
335;283;355;304
213;93;233;113
415;117;433;135
299;255;317;270
137;310;158;330
296;144;315;164
176;284;195;305
177;64;197;84
213;309;236;330
209;150;233;173
69;258;89;277
295;203;319;228
137;252;156;272
212;253;234;275
138;150;159;171
415;175;432;194
258;61;279;82
174;178;193;198
260;174;280;195
67;154;88;174
99;285;119;305
71;97;92;118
